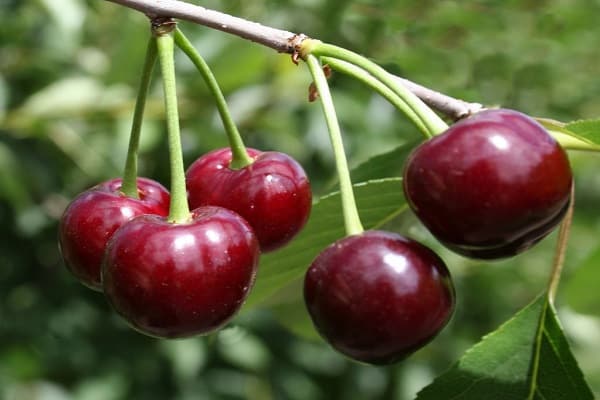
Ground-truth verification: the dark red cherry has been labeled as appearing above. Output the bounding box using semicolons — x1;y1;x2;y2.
304;230;455;365
403;109;572;259
102;206;260;338
58;177;170;291
186;148;312;251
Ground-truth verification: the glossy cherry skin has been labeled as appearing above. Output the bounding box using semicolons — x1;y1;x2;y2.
403;109;573;259
186;148;312;252
58;177;170;291
304;230;455;365
102;206;260;338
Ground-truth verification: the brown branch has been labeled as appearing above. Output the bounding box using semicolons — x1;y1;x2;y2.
104;0;482;121
105;0;300;53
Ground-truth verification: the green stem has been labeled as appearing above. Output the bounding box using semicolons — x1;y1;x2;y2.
321;56;429;136
120;36;157;198
304;40;448;138
173;28;253;169
547;184;575;304
306;55;364;236
156;30;191;223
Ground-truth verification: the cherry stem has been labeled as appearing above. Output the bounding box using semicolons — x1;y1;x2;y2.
320;56;429;136
303;40;449;138
120;36;158;198
155;25;191;223
547;184;575;304
173;28;253;169
306;54;364;236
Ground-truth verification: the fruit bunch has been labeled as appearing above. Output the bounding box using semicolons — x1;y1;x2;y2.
58;26;311;338
300;50;573;365
301;107;572;365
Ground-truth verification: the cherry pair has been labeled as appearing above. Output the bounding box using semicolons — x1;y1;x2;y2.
58;175;259;338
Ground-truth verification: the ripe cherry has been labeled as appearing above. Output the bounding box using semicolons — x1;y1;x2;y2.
304;230;455;365
102;206;260;338
58;177;170;291
186;148;312;252
403;109;573;259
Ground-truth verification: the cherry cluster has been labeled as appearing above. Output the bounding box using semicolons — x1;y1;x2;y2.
58;25;573;366
59;148;311;338
302;108;572;365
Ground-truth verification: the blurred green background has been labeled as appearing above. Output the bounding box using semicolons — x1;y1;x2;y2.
2;0;600;399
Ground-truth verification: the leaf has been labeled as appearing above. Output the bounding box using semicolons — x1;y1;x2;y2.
531;301;593;399
417;294;593;400
349;139;421;183
565;119;600;144
564;246;600;316
536;118;600;151
17;77;131;121
243;178;406;309
270;292;321;341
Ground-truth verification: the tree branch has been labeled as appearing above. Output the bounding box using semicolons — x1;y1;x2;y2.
105;0;300;53
104;0;483;121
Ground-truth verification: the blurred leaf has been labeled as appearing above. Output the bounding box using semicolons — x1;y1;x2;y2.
160;338;207;381
0;74;7;120
564;246;600;316
73;373;127;400
0;142;31;210
20;77;104;118
14;77;131;124
39;0;85;37
5;381;71;400
417;294;593;400
244;178;406;308
217;326;271;372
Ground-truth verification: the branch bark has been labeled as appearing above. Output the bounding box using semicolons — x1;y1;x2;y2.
104;0;483;121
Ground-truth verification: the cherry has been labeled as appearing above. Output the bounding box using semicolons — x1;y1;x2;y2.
186;147;312;252
102;206;260;338
58;177;170;291
403;109;573;259
304;230;455;365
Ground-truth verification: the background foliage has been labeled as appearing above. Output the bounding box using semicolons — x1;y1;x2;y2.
1;0;600;399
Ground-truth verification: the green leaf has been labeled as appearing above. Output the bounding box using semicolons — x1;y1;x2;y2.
537;118;600;151
243;178;406;309
417;295;593;400
349;139;421;184
565;119;600;144
564;246;600;316
270;290;321;341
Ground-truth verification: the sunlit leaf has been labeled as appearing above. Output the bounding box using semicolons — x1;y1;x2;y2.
417;294;593;400
565;119;600;144
537;118;600;151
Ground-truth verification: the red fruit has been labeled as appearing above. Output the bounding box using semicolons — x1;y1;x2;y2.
304;230;455;365
59;177;170;291
186;148;312;251
102;206;260;338
403;109;573;259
